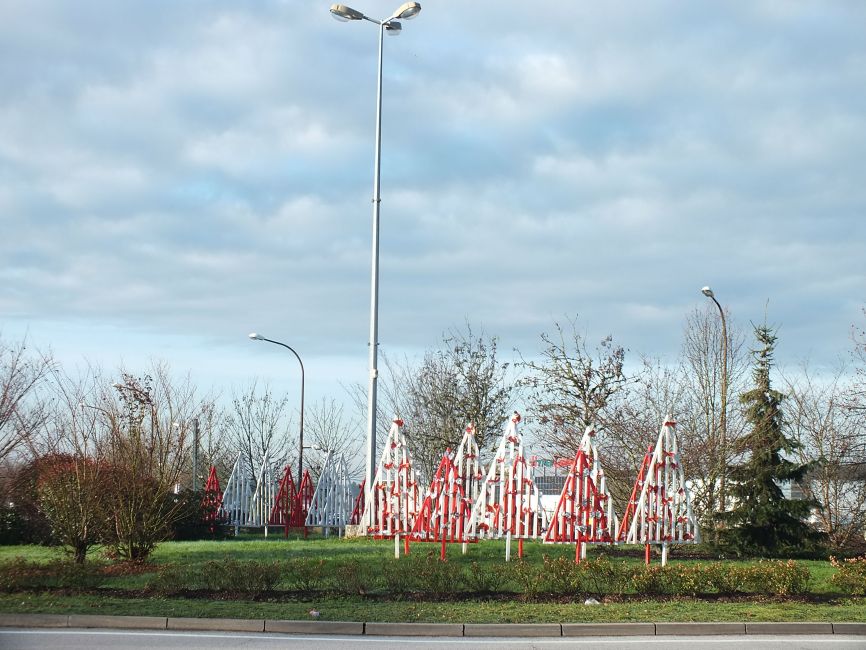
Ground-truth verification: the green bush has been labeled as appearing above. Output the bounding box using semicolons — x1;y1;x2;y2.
743;560;810;596
411;552;464;596
831;556;866;595
285;558;327;592
464;561;509;593
0;557;105;591
148;558;282;596
334;559;373;595
576;556;629;597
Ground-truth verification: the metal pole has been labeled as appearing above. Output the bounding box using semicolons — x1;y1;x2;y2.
256;337;305;481
364;21;385;527
710;295;728;519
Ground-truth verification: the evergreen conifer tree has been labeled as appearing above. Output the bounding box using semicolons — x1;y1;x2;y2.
720;323;818;556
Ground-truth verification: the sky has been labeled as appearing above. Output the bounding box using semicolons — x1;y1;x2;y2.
2;0;865;417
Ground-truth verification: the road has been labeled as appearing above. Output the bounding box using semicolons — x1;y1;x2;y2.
1;629;864;650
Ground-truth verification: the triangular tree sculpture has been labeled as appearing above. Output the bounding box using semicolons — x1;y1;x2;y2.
221;452;253;534
617;417;700;565
467;412;546;560
268;465;297;537
363;418;422;556
247;449;278;534
454;423;486;507
409;450;473;560
305;450;354;536
543;427;616;562
291;469;314;529
349;479;365;526
201;466;223;534
579;425;619;548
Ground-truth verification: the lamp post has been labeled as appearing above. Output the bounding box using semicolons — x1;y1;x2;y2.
248;333;306;481
701;286;728;518
329;2;422;527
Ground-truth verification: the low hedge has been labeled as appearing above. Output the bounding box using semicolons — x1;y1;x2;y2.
0;554;839;599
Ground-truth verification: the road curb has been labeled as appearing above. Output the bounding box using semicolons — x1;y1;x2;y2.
167;617;265;632
364;622;464;636
655;622;746;635
1;613;863;636
746;622;835;635
265;620;364;635
464;623;562;637
562;623;655;636
67;614;167;630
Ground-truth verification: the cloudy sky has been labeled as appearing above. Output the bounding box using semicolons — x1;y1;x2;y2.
2;0;864;411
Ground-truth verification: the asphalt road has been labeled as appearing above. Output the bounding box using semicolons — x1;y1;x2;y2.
1;629;865;650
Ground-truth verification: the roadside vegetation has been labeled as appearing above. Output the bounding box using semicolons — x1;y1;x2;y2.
1;538;864;623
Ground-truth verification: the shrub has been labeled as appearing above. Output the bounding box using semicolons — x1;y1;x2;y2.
464;561;509;593
830;556;866;596
411;552;464;597
576;556;629;597
285;558;327;592
148;558;282;596
513;559;542;601
540;555;578;595
0;557;105;591
334;559;373;595
743;560;810;596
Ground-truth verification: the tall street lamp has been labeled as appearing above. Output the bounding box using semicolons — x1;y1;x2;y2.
701;286;728;519
248;333;306;481
329;2;422;526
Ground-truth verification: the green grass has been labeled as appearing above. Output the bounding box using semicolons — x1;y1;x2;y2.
2;593;864;623
1;537;861;623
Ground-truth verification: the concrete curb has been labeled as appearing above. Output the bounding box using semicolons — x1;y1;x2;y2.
746;622;835;635
0;613;863;636
655;622;746;635
364;622;464;636
562;623;655;636
67;615;167;630
265;620;364;635
464;623;562;637
167;617;265;632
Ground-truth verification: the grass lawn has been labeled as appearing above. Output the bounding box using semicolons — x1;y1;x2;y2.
1;536;863;623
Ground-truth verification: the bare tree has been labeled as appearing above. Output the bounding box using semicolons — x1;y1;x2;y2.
785;364;866;552
519;317;627;457
303;397;363;482
98;363;200;561
601;356;686;512
1;336;52;461
850;307;866;412
377;324;516;480
677;305;748;532
221;380;293;478
32;365;110;563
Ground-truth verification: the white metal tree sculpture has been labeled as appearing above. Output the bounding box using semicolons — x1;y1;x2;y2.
221;452;252;534
577;425;619;545
619;417;700;565
467;412;546;559
363;418;422;556
305;450;354;536
247;448;278;534
454;423;485;505
543;443;611;563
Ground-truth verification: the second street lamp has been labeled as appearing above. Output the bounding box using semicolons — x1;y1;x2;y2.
701;286;728;523
329;2;421;528
248;333;306;482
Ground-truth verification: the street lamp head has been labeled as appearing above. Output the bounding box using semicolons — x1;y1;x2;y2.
392;2;421;19
330;4;364;21
701;286;715;298
248;332;264;341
